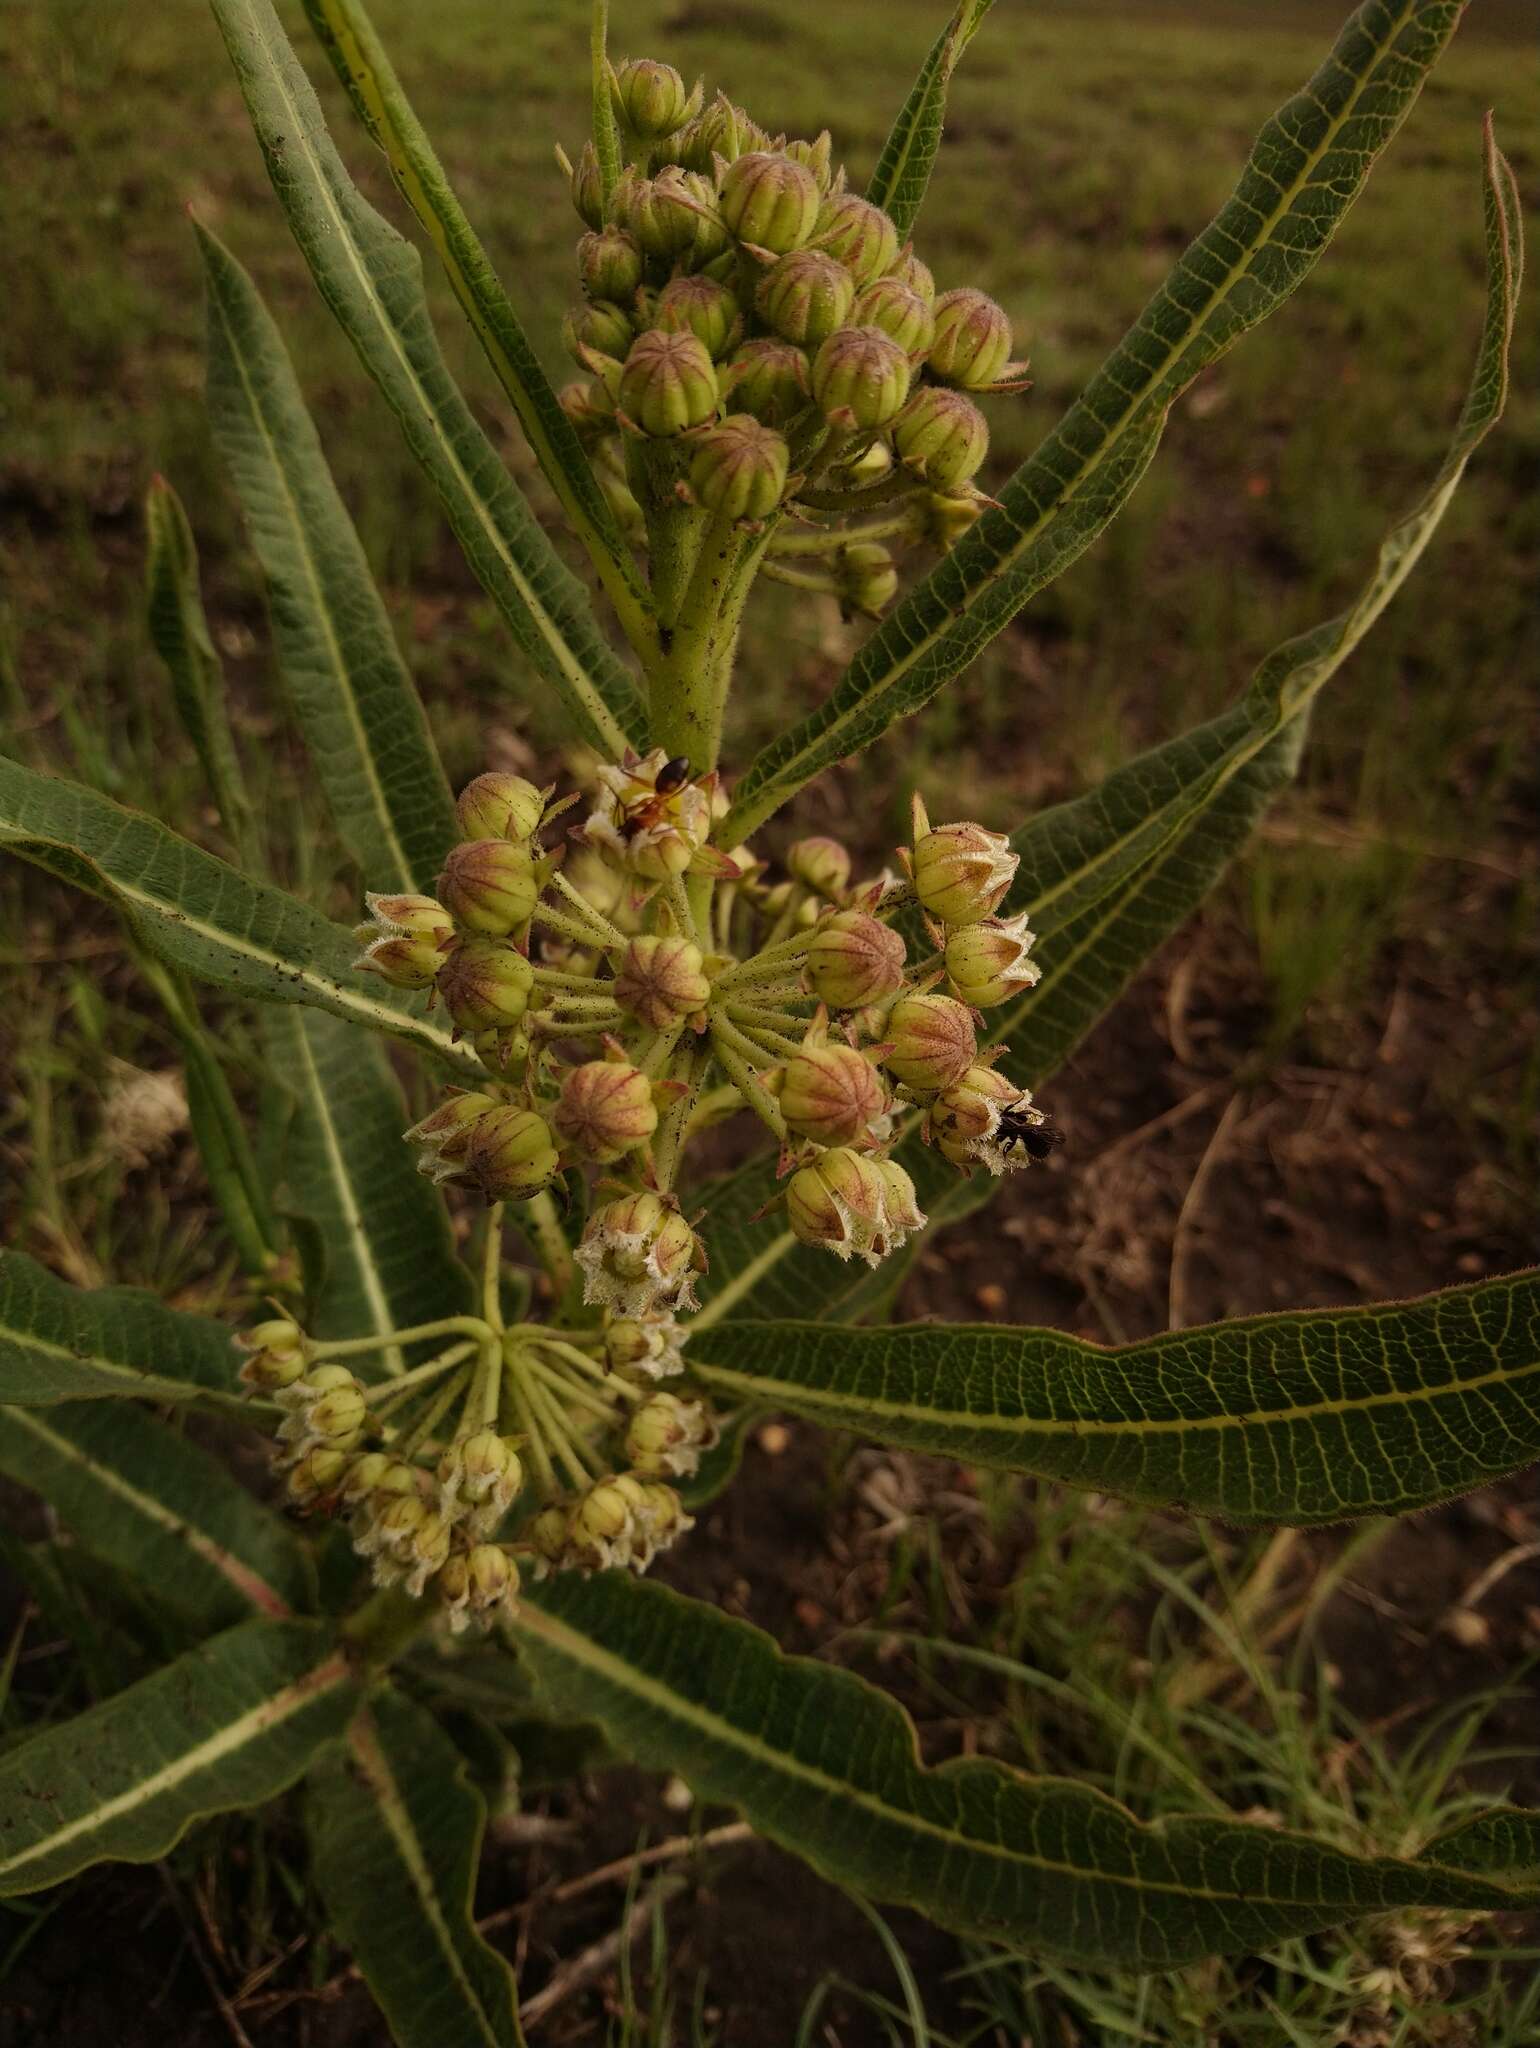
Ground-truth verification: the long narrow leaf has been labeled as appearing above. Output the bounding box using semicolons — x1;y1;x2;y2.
722;0;1471;843
0;1619;357;1896
308;1690;524;2047
866;0;997;237
0;1248;238;1406
0;1402;313;1627
0;755;480;1073
199;221;457;896
209;0;646;755
300;0;653;654
511;1574;1540;1968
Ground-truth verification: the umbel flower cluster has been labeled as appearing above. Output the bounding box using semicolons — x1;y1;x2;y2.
235;58;1054;1633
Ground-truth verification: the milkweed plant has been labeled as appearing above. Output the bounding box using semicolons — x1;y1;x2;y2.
0;1;1536;2038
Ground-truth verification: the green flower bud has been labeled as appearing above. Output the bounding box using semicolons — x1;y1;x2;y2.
833;539;899;620
622;167;727;267
909;490;983;552
236;1314;313;1393
883;991;978;1094
463;1106;560;1203
562;297;634;365
755;249;855;350
786;1146;896;1265
577;225;644;303
285;1445;351;1509
435;937;534;1037
401;1509;452;1595
569;1478;638;1568
456;773;546;845
803;909;906;1009
576;1191;703;1317
559;377;615;449
944;913;1039;1008
782;130;835;193
787;835;852;901
604;1313;685;1381
613;933;711;1028
674;93;762;173
437;838;539;934
779;1040;887;1146
874;1157;925;1235
850;275;936;356
554;1058;659;1163
363;892;453;940
810;326;911;431
404;1089;503;1181
625;1392;716;1479
886;247;936;304
912;816;1018;926
927;287;1014;390
688;414;790;522
352;891;453;988
526;1505;571;1572
600;465;645;536
656;273;744;360
439;1428;524;1516
439;1542;518;1628
280;1375;367;1454
722;337;812;427
893;385;989;489
813;192;899;283
354;933;442;988
568;140;605;230
340;1451;399;1507
719;150;820;254
611;57;697;140
617;329;720;437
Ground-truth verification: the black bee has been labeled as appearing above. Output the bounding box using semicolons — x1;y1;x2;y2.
998;1109;1066;1165
655;755;692;794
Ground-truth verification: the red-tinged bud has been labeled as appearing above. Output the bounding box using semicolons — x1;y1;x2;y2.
719;151;820;254
803;909;906;1009
568;141;605;230
463;1105;560;1202
562;298;634;365
927;287;1014;390
782;131;835;193
576;1192;702;1316
833;539;899;620
779;1039;887;1146
813;192;899;283
437;838;539;934
404;1089;503;1181
787;835;852;901
352;891;453;987
554;1058;658;1162
577;225;644;302
689;413;790;522
355;934;442;989
786;1146;894;1264
944;913;1039;1008
886;247;936;304
625;1392;716;1478
722;337;812;427
622;168;727;267
656;273;744;360
455;773;546;845
851;274;935;357
364;892;453;940
435;937;534;1036
912;815;1018;927
614;934;711;1028
810;326;911;432
617;329;720;437
894;385;989;489
883;991;978;1093
755;250;855;350
611;57;698;140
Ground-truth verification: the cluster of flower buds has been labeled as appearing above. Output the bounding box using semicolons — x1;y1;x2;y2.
555;56;1031;614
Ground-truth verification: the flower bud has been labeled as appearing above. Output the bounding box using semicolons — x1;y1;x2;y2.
810;326;911;432
674;93;756;173
656;273;744;360
441;1542;518;1627
927;287;1015;390
352;892;453;988
274;1361;358;1421
526;1505;571;1574
285;1444;351;1509
813;192;899;283
782;130;835;192
912;816;1018;927
563;300;634;371
722;337;812;427
886;247;936;304
883;991;978;1093
568;141;605;230
850;275;935;357
719;151;820;254
554;1058;658;1162
401;1509;453;1595
576;1191;703;1316
617;329;720;437
688;414;789;522
236;1314;312;1393
439;1428;523;1517
875;1157;925;1236
755;250;855;351
930;1065;1044;1175
435;937;534;1037
437;839;539;935
909;490;982;552
456;773;546;846
787;835;851;901
404;1089;502;1182
944;913;1039;1008
280;1375;367;1453
559;378;615;449
833;539;899;620
625;1392;716;1479
354;933;442;988
464;1105;560;1202
803;909;906;1009
339;1451;400;1507
622;168;726;266
577;225;644;302
611;57;696;140
364;892;453;940
586;748;717;878
786;1146;902;1265
569;1479;638;1569
894;385;989;488
604;1313;685;1380
614;934;711;1028
779;1039;886;1145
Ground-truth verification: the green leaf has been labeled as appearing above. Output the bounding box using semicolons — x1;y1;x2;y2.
143;476;256;864
721;0;1471;844
0;754;480;1073
511;1573;1540;1967
265;1008;472;1371
0;1618;357;1895
299;0;654;655
208;0;645;757
865;0;997;238
0;1248;238;1405
693;1271;1540;1524
0;1401;313;1628
198;221;457;897
308;1689;524;2047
